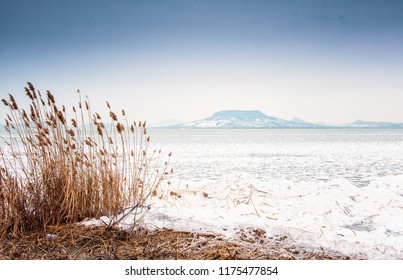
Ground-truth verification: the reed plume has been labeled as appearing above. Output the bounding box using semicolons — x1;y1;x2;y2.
0;83;170;238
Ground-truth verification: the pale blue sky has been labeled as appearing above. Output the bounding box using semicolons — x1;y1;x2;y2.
1;0;402;124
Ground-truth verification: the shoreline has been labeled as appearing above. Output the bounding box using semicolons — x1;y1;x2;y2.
0;224;363;260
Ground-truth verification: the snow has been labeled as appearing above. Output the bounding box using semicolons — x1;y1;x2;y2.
136;173;402;259
80;129;403;259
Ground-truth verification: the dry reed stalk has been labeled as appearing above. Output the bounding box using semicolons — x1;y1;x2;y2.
0;83;170;238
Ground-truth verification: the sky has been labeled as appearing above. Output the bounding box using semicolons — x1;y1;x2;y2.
1;0;403;125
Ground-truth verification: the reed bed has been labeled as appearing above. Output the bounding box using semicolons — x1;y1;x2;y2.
0;83;171;238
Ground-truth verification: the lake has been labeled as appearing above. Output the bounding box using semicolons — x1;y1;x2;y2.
144;129;403;259
2;128;403;259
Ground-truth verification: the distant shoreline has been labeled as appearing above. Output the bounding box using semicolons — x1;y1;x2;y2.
147;127;403;130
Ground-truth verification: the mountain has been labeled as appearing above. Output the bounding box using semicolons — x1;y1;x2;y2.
170;110;321;129
289;117;319;126
344;120;403;128
167;110;403;129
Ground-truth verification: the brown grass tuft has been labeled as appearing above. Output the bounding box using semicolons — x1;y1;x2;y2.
0;83;171;238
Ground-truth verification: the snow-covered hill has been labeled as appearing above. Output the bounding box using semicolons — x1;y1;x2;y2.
170;110;321;128
166;110;403;129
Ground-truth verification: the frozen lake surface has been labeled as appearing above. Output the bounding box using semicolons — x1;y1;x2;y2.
142;129;403;259
2;128;403;259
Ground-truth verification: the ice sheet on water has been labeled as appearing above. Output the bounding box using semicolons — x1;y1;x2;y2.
143;173;403;259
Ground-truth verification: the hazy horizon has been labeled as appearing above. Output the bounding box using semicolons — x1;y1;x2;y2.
1;0;403;124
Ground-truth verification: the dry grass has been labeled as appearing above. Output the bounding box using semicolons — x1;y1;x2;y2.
0;224;360;260
0;83;171;238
